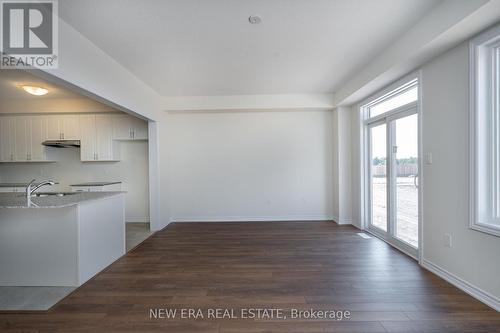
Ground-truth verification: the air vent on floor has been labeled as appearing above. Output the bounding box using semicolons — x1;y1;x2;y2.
357;233;371;239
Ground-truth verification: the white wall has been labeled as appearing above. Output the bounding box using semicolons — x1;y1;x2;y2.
0;141;149;223
420;41;500;302
165;110;334;222
350;105;362;229
332;106;353;225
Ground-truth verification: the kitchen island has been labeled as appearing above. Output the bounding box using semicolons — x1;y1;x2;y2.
0;192;125;287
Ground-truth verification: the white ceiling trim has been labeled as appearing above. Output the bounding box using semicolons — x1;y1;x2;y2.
334;0;500;106
163;94;335;112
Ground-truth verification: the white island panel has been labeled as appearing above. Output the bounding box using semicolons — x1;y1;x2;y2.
0;207;79;286
78;194;125;284
0;192;125;287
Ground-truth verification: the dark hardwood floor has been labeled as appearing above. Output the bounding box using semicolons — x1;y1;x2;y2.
1;221;499;332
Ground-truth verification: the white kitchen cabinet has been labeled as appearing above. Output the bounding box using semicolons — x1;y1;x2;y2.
80;114;119;161
0;116;48;162
46;115;60;140
11;116;48;162
0;117;14;162
112;115;132;140
14;117;29;161
79;115;95;161
95;115;114;160
30;116;47;161
46;115;80;140
62;115;80;139
112;114;148;140
131;117;148;140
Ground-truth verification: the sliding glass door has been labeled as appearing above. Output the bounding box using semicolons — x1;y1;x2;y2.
364;80;419;258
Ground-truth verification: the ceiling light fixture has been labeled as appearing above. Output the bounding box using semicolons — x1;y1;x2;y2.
248;15;262;24
22;85;49;96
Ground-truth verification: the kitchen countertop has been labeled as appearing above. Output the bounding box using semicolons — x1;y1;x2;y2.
0;192;124;209
70;182;122;186
0;182;59;187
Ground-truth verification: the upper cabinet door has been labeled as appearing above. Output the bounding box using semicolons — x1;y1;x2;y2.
46;115;61;140
46;115;81;140
112;114;148;140
0;117;14;162
14;116;29;161
79;115;96;161
95;114;114;160
112;114;133;140
30;116;47;161
61;115;80;140
132;117;148;140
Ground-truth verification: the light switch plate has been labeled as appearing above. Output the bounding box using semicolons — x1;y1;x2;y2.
444;233;452;247
425;152;433;165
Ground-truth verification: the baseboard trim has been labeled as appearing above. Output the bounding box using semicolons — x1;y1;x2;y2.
336;218;352;225
126;217;150;223
421;259;500;312
171;216;334;223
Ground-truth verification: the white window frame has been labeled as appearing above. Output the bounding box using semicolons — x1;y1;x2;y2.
469;23;500;237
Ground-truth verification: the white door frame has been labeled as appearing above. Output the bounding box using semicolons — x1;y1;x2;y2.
359;72;423;261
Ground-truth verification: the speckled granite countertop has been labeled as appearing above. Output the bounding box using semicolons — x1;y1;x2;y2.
0;182;59;187
70;182;121;186
0;192;124;208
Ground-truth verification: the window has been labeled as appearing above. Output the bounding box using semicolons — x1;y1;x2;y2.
369;85;418;118
470;24;500;237
365;79;418;118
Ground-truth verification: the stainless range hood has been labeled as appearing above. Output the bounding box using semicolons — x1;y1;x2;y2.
42;140;81;148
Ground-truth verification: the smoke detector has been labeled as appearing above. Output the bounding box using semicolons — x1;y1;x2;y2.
248;15;262;24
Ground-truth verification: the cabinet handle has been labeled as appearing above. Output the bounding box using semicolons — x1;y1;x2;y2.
130;130;133;139
62;133;65;139
132;130;135;139
10;154;13;161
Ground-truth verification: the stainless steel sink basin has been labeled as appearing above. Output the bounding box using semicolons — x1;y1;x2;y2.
31;192;78;197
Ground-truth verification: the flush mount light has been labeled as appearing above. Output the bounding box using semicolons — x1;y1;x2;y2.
248;15;262;24
22;85;49;96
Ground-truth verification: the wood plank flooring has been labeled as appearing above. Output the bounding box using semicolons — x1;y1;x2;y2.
1;221;499;332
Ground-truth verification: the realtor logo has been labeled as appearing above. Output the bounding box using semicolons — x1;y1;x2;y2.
1;0;58;68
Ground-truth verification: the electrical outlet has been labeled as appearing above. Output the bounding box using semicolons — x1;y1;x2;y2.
444;233;452;247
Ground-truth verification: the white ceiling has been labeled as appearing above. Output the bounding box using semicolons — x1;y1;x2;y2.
0;70;87;100
59;0;442;97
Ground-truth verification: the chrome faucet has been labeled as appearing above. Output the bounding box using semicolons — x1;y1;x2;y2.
26;179;56;200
